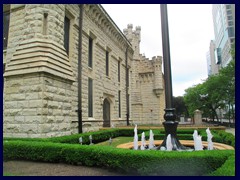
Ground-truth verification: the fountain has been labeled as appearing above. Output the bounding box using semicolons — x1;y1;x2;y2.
109;137;112;145
206;128;214;150
79;137;83;145
117;126;234;151
166;134;173;151
133;124;138;150
148;130;155;149
159;4;188;150
89;135;93;145
140;132;146;150
193;130;203;151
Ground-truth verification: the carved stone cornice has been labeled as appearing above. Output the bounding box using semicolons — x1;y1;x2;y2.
84;4;133;55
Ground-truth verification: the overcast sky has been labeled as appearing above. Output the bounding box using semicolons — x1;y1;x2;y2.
102;4;215;97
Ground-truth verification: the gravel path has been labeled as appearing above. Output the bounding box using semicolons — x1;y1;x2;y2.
3;161;128;176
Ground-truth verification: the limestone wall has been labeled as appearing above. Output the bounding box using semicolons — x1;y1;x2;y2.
3;4;133;137
124;25;165;125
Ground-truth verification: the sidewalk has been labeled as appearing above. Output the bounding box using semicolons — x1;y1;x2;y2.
3;160;127;176
225;128;235;136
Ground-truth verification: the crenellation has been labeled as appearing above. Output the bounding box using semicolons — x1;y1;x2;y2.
126;23;165;124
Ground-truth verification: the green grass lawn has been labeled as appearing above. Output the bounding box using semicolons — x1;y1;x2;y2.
3;172;17;176
95;136;133;147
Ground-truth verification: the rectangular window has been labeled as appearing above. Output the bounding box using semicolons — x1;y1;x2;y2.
228;27;234;37
88;78;93;117
227;16;233;20
88;37;93;68
227;10;232;15
64;16;70;55
118;90;121;118
106;51;109;76
118;61;121;82
3;12;10;50
228;21;233;26
226;5;231;9
43;13;48;35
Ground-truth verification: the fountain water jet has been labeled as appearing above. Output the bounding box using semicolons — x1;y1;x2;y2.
193;130;203;151
166;134;173;151
133;124;138;150
148;130;155;149
206;128;214;150
140;132;146;150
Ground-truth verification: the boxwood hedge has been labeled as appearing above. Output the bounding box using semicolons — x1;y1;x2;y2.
3;128;235;176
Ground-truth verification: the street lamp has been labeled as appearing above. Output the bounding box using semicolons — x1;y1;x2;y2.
159;4;187;150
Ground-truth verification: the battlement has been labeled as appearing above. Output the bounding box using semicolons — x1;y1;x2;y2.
124;24;141;59
123;24;141;40
151;56;162;64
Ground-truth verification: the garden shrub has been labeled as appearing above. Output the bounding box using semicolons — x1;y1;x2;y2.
3;140;234;176
209;155;235;176
3;128;235;176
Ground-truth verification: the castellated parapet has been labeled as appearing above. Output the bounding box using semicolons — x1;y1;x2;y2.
126;24;165;125
123;24;141;59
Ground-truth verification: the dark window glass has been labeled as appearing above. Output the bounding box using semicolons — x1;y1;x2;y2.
228;27;234;37
228;21;233;26
118;61;120;82
227;16;233;20
118;90;121;118
3;12;10;50
88;78;93;117
106;51;109;76
64;16;70;55
226;5;231;9
88;37;93;68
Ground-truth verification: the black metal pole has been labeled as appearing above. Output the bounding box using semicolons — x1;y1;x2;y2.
161;4;173;109
159;4;187;150
77;4;84;133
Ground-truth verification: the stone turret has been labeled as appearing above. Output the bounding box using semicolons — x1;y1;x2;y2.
123;24;141;59
152;56;164;97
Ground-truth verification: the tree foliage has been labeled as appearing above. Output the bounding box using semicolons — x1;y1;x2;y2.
173;96;189;118
183;43;235;120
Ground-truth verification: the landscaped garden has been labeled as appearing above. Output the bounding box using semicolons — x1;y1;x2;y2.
3;127;235;176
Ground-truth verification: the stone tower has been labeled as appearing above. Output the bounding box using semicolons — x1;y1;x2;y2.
123;24;141;60
123;24;165;125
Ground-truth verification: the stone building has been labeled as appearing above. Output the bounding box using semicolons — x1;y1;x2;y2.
123;24;165;125
3;4;165;138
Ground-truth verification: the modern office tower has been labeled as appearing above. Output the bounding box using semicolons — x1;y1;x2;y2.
212;4;235;68
206;40;220;76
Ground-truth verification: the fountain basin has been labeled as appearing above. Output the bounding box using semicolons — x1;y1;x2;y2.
116;140;234;150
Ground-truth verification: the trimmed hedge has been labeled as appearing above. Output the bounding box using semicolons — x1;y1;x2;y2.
3;140;234;176
209;155;235;176
3;128;235;176
4;128;234;147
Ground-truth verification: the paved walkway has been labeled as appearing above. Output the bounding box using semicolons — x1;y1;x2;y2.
225;128;235;136
3;161;127;176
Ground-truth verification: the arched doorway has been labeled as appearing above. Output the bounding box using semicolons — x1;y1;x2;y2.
103;98;110;127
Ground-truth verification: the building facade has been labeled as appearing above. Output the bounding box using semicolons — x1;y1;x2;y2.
123;24;165;125
212;4;235;68
206;40;220;76
3;4;165;138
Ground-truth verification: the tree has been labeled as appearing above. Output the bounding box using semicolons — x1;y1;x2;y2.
183;43;235;123
183;84;206;117
173;96;189;119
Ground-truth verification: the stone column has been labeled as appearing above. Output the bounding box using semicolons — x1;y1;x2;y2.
194;109;203;125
